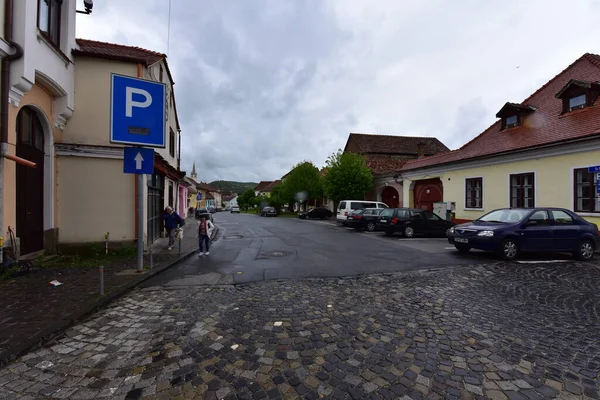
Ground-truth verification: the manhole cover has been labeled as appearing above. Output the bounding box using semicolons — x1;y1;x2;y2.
224;235;243;239
263;251;290;257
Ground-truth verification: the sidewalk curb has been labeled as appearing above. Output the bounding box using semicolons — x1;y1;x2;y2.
0;228;220;368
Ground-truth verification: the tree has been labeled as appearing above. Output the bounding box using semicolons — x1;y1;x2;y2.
268;184;287;212
322;150;373;206
282;161;323;210
254;194;268;212
237;189;256;211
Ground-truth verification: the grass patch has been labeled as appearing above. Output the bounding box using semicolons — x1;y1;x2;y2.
36;245;137;270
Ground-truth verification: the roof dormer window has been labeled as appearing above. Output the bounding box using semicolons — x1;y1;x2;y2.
556;79;600;113
505;115;518;128
568;94;586;110
495;102;536;130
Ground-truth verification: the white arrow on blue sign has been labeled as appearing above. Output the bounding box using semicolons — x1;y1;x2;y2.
123;147;154;174
110;74;166;148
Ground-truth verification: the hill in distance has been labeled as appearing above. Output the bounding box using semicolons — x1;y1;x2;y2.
209;180;257;194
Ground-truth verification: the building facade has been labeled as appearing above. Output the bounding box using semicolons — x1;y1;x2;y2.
1;0;79;257
343;133;449;209
399;53;600;226
58;39;183;250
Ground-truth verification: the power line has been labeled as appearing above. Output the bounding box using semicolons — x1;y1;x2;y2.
166;0;172;56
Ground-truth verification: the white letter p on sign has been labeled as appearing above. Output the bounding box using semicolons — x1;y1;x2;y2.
125;87;152;117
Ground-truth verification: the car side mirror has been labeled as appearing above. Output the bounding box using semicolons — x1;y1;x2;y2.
526;220;538;226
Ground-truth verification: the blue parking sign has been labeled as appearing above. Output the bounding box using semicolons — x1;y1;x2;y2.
110;74;166;148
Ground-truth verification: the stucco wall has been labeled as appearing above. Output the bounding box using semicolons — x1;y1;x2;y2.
11;0;76;121
144;62;179;168
404;149;600;225
62;58;137;146
57;156;135;244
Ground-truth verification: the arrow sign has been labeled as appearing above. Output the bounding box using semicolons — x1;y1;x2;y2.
134;152;144;170
123;147;154;174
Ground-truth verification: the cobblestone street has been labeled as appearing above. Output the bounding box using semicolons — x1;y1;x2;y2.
1;262;600;399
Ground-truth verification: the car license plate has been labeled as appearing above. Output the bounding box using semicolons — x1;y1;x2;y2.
380;219;387;223
455;237;468;244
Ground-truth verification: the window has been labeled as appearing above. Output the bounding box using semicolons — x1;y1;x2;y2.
338;201;346;210
528;210;550;226
574;168;599;212
465;178;483;209
38;0;62;46
422;211;441;220
505;115;518;128
169;130;175;157
17;107;44;151
568;94;586;110
510;173;535;208
380;208;394;218
552;210;574;225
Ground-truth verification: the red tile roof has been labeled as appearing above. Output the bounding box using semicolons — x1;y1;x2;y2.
346;133;449;156
255;181;274;191
262;180;282;192
402;53;600;171
365;155;409;176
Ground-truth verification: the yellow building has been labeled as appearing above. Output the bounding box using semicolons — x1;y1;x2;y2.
399;53;600;226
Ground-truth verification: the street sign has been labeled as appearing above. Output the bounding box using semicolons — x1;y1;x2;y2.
197;193;203;201
596;180;600;195
589;165;600;173
123;147;154;174
110;73;166;147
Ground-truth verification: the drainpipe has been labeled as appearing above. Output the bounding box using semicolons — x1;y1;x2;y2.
176;128;181;215
0;0;24;263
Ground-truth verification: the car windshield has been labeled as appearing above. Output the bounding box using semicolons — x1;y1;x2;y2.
478;209;530;223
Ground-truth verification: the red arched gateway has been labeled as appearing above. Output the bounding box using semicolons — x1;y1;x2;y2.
381;186;400;208
413;178;443;211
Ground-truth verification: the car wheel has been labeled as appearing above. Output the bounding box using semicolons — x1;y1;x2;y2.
574;240;595;260
455;245;471;253
366;222;376;232
501;238;519;260
403;225;414;238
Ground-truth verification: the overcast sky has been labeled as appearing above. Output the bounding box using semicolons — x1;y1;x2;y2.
76;0;600;182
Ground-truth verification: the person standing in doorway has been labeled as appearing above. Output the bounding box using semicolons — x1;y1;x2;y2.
164;206;183;251
198;215;214;256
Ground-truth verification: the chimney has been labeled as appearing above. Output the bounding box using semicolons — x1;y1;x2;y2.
417;142;426;158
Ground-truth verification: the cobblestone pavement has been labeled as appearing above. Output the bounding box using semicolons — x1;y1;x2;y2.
1;262;600;399
0;216;202;367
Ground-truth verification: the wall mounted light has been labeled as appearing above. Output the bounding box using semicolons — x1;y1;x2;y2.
77;0;94;14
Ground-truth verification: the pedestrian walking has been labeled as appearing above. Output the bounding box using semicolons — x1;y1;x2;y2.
198;215;214;256
164;206;184;251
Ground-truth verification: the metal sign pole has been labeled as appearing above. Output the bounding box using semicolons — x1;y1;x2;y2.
137;173;144;272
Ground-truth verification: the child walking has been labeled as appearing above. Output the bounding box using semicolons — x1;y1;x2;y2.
198;215;214;256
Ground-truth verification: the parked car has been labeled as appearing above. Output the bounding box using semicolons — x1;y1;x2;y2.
336;200;388;225
448;207;599;261
208;206;216;213
346;208;383;232
231;206;240;213
377;208;454;237
298;207;333;220
195;208;214;222
260;206;278;217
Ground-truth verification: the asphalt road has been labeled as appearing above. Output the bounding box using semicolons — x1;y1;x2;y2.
143;212;503;287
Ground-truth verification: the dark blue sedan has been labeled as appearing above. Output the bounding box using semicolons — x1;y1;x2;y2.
447;207;599;261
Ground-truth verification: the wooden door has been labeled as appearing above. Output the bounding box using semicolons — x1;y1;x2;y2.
16;107;45;255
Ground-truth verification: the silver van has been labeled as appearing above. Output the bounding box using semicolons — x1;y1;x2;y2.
336;200;388;224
